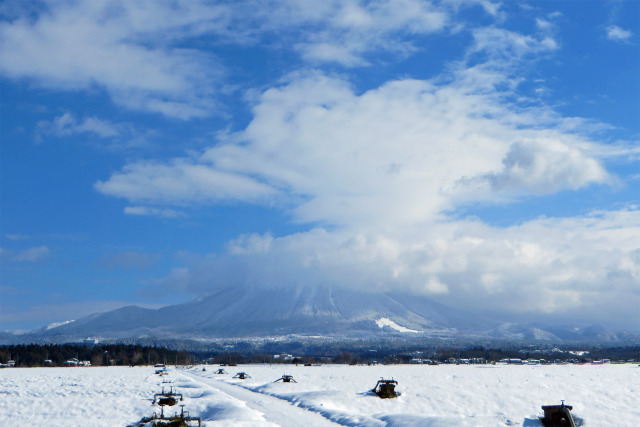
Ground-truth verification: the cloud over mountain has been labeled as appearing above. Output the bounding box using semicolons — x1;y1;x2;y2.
2;1;638;332
90;17;638;329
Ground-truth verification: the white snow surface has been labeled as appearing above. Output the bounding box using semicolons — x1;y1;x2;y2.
374;317;420;333
0;363;638;426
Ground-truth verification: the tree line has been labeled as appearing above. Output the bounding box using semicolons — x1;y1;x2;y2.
0;344;192;367
3;342;637;367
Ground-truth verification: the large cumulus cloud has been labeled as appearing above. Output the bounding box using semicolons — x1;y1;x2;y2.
110;72;639;329
88;3;639;330
97;72;610;225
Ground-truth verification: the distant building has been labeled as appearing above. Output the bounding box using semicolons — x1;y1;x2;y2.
64;358;80;366
499;358;525;364
273;354;295;361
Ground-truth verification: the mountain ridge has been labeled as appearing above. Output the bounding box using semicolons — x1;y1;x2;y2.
4;285;637;344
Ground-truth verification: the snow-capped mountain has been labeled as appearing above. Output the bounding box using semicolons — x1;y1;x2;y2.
10;285;637;344
30;285;496;340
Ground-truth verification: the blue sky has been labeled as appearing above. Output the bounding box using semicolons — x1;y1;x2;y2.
1;0;639;332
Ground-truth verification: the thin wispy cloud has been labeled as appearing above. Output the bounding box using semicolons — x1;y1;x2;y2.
4;234;30;241
34;112;150;151
123;206;186;219
606;25;633;42
12;246;51;263
36;113;122;140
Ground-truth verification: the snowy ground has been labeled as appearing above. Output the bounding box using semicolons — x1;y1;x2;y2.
0;363;638;426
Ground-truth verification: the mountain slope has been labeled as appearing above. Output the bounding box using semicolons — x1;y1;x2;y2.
37;285;496;340
22;285;636;343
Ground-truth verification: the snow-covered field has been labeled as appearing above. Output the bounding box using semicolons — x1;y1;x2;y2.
1;363;638;426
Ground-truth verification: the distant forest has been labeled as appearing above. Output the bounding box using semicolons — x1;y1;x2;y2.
0;344;192;367
2;343;639;367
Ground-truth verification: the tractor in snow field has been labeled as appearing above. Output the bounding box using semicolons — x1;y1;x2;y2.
371;378;398;398
152;387;183;406
274;374;297;383
233;372;251;379
540;401;578;427
128;405;202;427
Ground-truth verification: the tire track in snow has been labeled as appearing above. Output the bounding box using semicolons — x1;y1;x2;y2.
180;370;341;426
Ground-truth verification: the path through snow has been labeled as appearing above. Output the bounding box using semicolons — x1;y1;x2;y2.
179;369;339;426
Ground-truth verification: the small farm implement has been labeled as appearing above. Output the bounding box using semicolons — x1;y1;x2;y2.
128;405;202;427
152;386;183;406
274;374;297;383
371;378;398;398
540;401;578;427
233;372;251;379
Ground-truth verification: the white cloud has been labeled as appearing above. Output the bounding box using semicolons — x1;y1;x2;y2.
606;25;633;42
478;139;608;196
243;0;453;67
99;67;610;224
124;206;185;218
37;113;122;139
444;0;503;18
4;234;30;241
469;27;558;60
0;0;498;114
34;112;151;150
97;62;638;327
0;0;228;119
159;228;408;294
12;246;51;263
154;207;640;328
535;18;553;32
96;158;279;205
79;5;637;329
293;0;449;65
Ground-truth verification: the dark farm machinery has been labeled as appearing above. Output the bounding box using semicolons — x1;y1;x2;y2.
127;367;201;427
128;405;202;427
152;387;183;407
371;378;398;398
233;372;251;379
540;401;580;427
274;374;297;383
